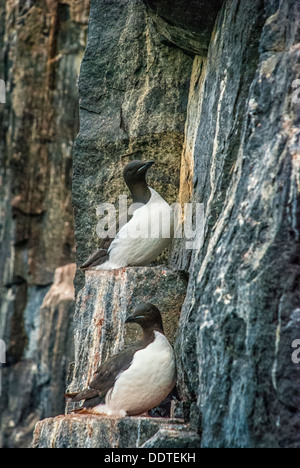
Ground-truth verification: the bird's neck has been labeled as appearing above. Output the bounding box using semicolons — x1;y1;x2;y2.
142;326;164;346
127;182;152;205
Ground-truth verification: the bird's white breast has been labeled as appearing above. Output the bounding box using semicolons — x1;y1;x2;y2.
105;332;176;416
97;188;174;270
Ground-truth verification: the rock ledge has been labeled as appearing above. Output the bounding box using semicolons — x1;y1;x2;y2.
31;414;201;448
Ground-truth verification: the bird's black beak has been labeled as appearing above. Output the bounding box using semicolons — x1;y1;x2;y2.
125;315;135;324
137;161;155;173
125;315;145;323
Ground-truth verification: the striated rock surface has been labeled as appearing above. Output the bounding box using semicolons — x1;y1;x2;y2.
143;0;223;56
32;267;190;448
73;0;193;285
31;414;201;448
0;1;90;448
0;264;76;448
70;0;300;449
66;267;187;413
28;0;300;450
36;264;76;418
176;0;300;449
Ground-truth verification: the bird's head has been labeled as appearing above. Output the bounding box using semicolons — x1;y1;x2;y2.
123;160;155;187
125;303;164;335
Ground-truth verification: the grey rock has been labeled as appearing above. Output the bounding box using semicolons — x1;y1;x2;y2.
141;428;201;448
143;0;223;56
3;0;299;451
37;0;300;450
0;1;89;448
66;267;187;412
176;0;300;449
0;265;76;448
31;414;196;449
32;266;190;448
73;0;193;291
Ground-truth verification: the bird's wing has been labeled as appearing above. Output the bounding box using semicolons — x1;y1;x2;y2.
79;245;110;270
79;210;135;270
67;343;143;403
65;388;100;402
89;344;143;394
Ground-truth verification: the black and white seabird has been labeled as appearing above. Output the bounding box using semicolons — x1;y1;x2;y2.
65;303;176;417
80;160;174;270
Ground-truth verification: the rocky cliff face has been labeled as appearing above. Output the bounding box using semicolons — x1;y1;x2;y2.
73;0;193;286
0;1;89;448
66;267;187;414
176;0;300;448
3;0;300;449
71;0;298;449
31;414;201;449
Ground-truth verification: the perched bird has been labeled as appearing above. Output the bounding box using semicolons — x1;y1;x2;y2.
80;160;174;270
65;303;176;417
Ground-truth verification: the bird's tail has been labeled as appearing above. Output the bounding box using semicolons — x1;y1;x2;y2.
64;388;99;402
80;248;109;270
64;392;79;399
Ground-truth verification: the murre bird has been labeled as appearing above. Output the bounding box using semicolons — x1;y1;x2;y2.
65;303;176;417
80;160;174;270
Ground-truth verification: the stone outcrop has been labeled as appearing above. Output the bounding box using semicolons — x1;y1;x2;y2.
65;267;187;414
3;0;300;450
31;261;192;448
0;1;90;448
73;0;193;288
31;414;201;448
0;264;76;448
175;0;300;448
71;0;299;449
143;0;223;56
32;266;195;449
